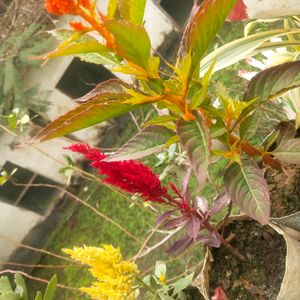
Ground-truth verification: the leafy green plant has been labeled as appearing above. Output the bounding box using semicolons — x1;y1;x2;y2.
0;274;57;300
0;24;52;115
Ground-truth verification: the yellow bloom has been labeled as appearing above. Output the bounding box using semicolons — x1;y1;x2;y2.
63;244;139;300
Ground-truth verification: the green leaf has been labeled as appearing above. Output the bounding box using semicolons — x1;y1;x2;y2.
0;292;20;300
187;0;237;76
171;272;194;296
14;274;28;300
47;30;121;66
108;0;118;18
104;20;151;69
224;161;270;225
239;113;257;141
118;0;147;25
200;29;300;76
144;115;178;130
273;139;300;164
105;126;173;161
177;114;210;188
34;292;42;300
47;41;121;66
31;97;139;142
244;61;300;102
3;61;15;95
43;275;57;300
0;277;13;293
191;61;215;109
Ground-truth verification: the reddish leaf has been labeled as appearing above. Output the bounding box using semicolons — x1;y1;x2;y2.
75;79;131;103
167;235;193;254
187;215;201;240
205;231;221;248
209;193;231;216
164;215;190;230
224;161;270;225
31;96;139;142
156;210;174;225
184;0;237;76
244;61;300;102
177;114;210;188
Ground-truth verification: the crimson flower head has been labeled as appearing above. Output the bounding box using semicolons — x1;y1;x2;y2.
45;0;90;16
66;143;168;202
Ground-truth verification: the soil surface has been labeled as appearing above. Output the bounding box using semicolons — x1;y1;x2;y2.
210;220;286;300
266;167;300;218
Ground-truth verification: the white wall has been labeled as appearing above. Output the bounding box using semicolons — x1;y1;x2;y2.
0;202;42;262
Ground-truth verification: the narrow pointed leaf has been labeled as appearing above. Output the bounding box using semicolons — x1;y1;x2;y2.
156;210;174;225
34;292;42;300
224;161;270;225
164;215;190;230
177;115;210;188
75;79;131;103
14;274;28;300
31;96;139;142
48;42;121;66
244;61;300;102
43;275;57;300
167;235;193;254
104;20;151;69
187;216;201;240
48;29;121;66
105;126;173;161
273;139;300;164
186;0;237;76
200;29;300;76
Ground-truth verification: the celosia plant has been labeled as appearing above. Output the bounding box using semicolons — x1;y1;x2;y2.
30;0;300;297
34;0;300;227
63;245;139;299
67;143;229;251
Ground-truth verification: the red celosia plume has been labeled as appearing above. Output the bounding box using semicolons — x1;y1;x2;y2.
66;144;168;203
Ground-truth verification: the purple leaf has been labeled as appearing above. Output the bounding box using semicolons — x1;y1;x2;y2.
156;210;174;225
167;235;193;254
206;231;221;248
182;167;192;204
187;216;201;240
209;193;231;216
194;196;209;214
164;214;190;230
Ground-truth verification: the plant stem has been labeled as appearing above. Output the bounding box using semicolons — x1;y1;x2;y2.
220;237;247;262
229;135;282;171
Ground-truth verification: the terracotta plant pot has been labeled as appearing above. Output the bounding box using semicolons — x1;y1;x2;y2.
194;215;300;300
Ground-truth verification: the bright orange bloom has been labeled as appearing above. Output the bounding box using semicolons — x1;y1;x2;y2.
45;0;90;16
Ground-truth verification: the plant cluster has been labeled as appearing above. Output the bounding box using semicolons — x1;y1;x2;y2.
20;0;300;298
0;24;52;116
0;273;57;300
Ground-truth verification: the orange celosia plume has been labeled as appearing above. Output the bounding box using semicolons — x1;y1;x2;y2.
45;0;90;16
